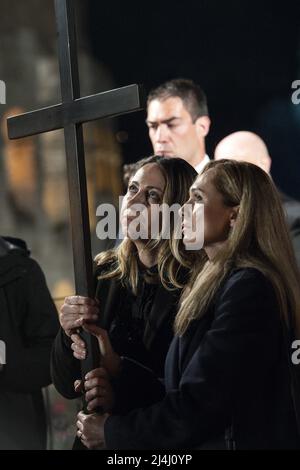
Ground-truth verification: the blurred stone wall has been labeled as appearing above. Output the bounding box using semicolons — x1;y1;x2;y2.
0;0;123;449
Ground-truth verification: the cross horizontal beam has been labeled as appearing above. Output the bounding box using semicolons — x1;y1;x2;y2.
7;84;145;139
6;0;146;392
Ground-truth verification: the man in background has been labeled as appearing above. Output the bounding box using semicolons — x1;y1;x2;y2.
146;78;210;171
123;78;211;187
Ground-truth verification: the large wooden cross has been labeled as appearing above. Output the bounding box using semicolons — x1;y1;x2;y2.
7;0;145;379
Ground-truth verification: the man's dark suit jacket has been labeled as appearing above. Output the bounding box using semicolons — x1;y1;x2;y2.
282;193;300;269
104;268;300;449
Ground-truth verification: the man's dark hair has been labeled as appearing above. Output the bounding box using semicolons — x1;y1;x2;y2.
147;78;209;121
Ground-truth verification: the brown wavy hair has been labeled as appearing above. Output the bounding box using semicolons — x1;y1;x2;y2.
95;156;199;293
175;159;300;336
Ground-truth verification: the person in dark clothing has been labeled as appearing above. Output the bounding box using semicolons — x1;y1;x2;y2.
76;160;300;450
51;157;198;436
281;192;300;267
0;236;59;450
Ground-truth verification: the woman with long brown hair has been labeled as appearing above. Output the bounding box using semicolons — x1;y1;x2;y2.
77;159;300;449
51;156;197;412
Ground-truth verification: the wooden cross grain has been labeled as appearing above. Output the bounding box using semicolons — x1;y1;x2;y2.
7;0;145;381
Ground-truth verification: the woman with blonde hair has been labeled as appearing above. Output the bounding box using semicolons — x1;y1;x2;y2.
76;159;300;450
51;156;197;419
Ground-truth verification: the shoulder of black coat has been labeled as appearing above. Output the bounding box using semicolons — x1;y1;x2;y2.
0;236;30;257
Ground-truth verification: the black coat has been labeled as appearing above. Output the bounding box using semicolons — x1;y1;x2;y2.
104;268;300;449
51;266;180;400
282;193;300;269
0;237;59;449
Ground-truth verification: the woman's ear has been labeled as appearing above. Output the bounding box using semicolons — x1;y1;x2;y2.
229;205;240;227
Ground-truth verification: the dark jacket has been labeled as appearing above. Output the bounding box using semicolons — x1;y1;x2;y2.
282;193;300;269
104;268;300;450
51;265;181;400
0;237;59;450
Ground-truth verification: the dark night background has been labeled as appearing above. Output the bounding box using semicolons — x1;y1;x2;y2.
85;0;300;199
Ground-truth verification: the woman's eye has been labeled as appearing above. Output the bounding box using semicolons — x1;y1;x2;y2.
128;184;138;193
194;193;203;202
148;191;160;202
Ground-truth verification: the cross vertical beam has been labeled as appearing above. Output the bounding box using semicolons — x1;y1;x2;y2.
6;0;146;381
55;0;93;296
54;0;98;375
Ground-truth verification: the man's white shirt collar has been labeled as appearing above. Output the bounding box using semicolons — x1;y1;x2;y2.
195;154;210;174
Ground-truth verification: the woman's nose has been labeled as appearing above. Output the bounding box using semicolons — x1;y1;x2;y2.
179;199;192;217
128;190;146;206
